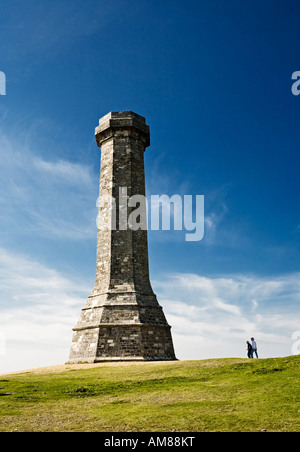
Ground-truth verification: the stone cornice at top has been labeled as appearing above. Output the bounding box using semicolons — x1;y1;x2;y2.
95;111;150;148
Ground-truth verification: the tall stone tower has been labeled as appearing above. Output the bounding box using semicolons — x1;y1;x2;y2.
68;111;177;363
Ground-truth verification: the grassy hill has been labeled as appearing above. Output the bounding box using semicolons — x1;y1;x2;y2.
0;355;299;432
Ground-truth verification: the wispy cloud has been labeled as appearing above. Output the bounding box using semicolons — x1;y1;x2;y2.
0;247;90;373
0;0;115;63
34;158;93;186
0;128;97;240
154;272;300;360
1;246;298;374
147;164;233;246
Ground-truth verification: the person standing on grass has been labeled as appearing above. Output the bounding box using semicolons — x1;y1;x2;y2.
251;337;258;358
247;341;252;358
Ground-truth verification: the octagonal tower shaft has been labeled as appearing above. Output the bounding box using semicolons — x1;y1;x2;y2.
93;111;152;297
68;112;176;363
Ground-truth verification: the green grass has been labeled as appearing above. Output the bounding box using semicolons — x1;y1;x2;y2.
0;356;299;432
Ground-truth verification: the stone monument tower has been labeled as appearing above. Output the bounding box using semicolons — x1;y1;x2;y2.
68;111;177;363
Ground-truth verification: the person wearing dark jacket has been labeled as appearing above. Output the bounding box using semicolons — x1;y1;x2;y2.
247;341;252;358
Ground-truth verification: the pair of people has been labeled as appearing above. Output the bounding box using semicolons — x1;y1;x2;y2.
246;337;258;358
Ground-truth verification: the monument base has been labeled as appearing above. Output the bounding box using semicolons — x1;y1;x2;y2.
68;291;177;363
67;356;177;364
68;312;177;363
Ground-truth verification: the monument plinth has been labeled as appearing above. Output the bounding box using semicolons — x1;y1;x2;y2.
68;111;177;362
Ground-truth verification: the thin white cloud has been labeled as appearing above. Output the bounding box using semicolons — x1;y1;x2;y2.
0;248;90;373
154;272;300;360
0;247;299;373
0;129;97;240
34;158;93;186
0;0;115;62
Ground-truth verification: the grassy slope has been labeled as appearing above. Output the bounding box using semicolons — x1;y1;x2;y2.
0;356;299;432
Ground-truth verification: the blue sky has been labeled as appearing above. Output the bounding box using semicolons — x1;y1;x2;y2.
1;0;300;372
